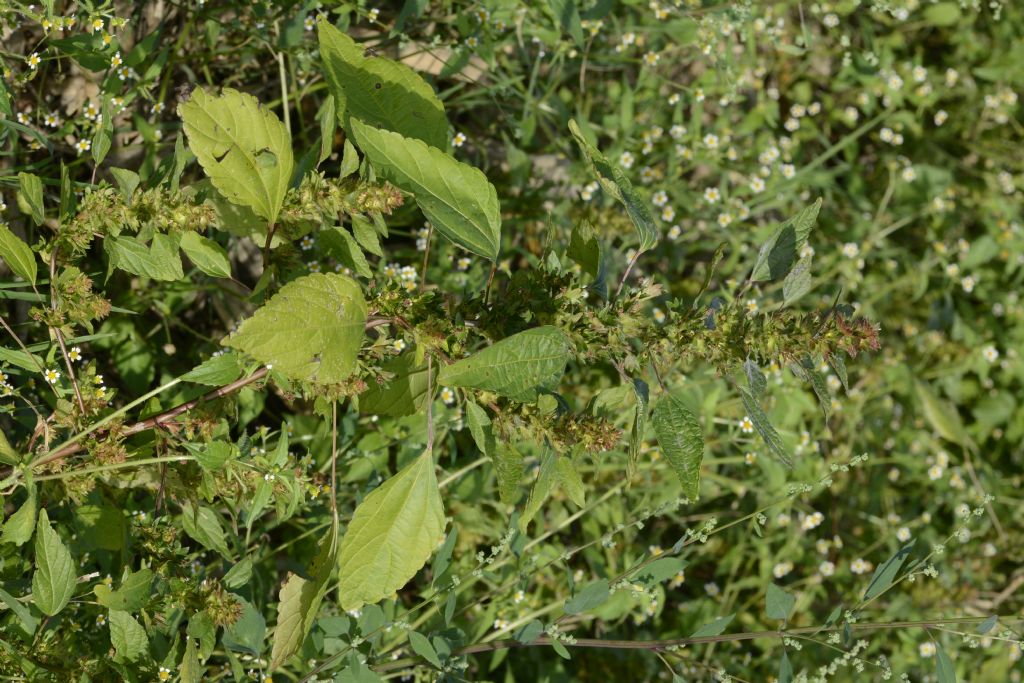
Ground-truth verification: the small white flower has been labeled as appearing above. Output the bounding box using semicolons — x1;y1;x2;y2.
896;526;912;542
850;558;873;575
919;642;936;658
703;187;720;203
738;416;754;434
842;242;860;259
68;347;82;362
982;345;999;363
819;560;835;576
44;369;61;384
702;133;719;149
452;132;467;148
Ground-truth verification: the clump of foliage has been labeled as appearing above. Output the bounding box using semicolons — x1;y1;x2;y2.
0;1;1022;682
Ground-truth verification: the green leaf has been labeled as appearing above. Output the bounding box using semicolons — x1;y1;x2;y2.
914;380;973;449
556;456;586;507
0;223;37;284
633;557;687;588
567;220;603;281
493;442;525;506
690;614;734;637
318;94;336;165
1;484;36;546
514;619;545;643
924;2;961;26
110;168;141;201
180;636;202;683
778;651;794;683
740;388;792;467
360;352;432;417
567;119;657;252
337;450;445;610
743;359;767;400
431;528;458;587
519;450;558;532
16;173;44;226
409;631;443;669
564;579;610;615
318;19;447;148
270;522;338;669
977;616;998;634
193;441;237;471
790;355;831;420
180;502;232;560
31;509;77;616
91;96;114;165
750;198;821;281
828;354;849;392
180;231;232;278
94;568;153;611
465;400;495;456
105;234;185;281
782;254;814;306
437;326;571;402
350;118;501;261
339;138;361;179
351;214;383;257
74;503;124;551
322;227;372;278
651;394;704;499
766;583;795;621
181;351;244;386
224;273;367;384
0;586;38;636
936;643;957;683
108;610;149;662
224;557;254;589
863;540;915;601
178;87;294;224
0;430;18;466
223;598;266;654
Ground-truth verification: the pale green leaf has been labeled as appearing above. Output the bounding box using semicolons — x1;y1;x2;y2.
224;273;367;384
0;223;37;285
493;442;525;507
740;388;792;467
350;118;501;261
180;231;232;278
180;502;232;560
108;610;149;662
270;522;337;668
318;19;447;148
863;540;915;601
437;326;571;402
180;636;202;683
224;558;254;589
1;483;36;546
180;351;244;386
779;651;794;683
337;451;445;611
915;380;973;449
351;214;383;257
651;394;704;499
16;173;44;226
178;88;294;224
567;119;658;252
519;450;557;532
192;441;237;471
690;614;734;637
936;643;957;683
31;509;77;616
782;254;814;306
465;400;495;456
564;580;610;615
339;138;360;179
359;352;431;417
750;198;821;281
924;2;961;26
766;582;795;621
567;220;602;280
318;94;336;165
105;234;184;281
94;568;153;611
322;227;372;278
556;456;585;507
409;631;442;669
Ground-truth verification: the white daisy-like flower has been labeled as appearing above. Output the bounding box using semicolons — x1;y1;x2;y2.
44;368;61;384
738;416;754;434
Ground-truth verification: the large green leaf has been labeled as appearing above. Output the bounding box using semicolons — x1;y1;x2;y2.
765;582;795;621
350;119;501;261
1;483;36;546
16;173;44;226
359;351;432;417
94;568;153;612
750;198;821;281
337;450;445;611
105;234;184;281
318;20;447;148
180;502;232;560
0;223;37;285
270;520;337;669
493;443;525;506
31;509;77;616
437;326;571;402
178;88;294;224
179;231;232;279
651;394;704;499
224;273;367;384
108;609;149;662
568;119;658;252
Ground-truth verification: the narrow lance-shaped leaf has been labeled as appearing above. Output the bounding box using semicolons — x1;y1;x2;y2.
178;88;294;224
568;119;658;252
16;172;44;226
350;118;501;261
224;273;367;385
337;450;445;611
651;394;704;500
318;20;447;148
438;326;571;402
739;388;792;467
